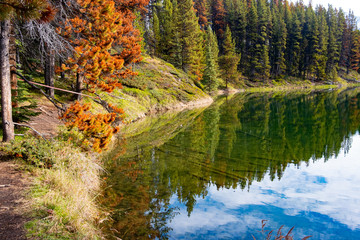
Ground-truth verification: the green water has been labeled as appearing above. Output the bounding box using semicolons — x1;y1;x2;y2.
102;88;360;239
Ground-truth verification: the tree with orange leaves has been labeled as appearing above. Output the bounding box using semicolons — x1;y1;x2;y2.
57;0;148;152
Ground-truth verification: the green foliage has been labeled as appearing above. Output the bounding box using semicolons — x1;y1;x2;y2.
203;27;220;92
7;136;55;168
219;26;240;87
270;0;287;78
225;0;247;60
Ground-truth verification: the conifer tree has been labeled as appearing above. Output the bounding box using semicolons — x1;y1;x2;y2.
245;0;259;80
315;6;329;80
325;5;341;79
194;0;210;28
153;11;161;56
340;11;357;74
285;1;302;77
211;0;227;46
58;0;148;151
203;27;220;91
177;0;205;80
159;0;179;63
256;0;271;80
270;0;287;78
219;26;240;88
168;0;183;66
350;30;360;72
302;4;319;79
225;0;247;69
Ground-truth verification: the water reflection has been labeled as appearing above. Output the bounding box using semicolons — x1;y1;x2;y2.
169;136;360;239
102;88;360;239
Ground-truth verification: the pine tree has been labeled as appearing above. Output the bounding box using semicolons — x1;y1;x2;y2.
256;0;271;80
211;0;227;46
203;27;220;91
302;4;320;79
194;0;210;28
285;1;302;77
225;0;247;69
270;0;287;78
169;0;183;67
153;11;161;56
350;30;360;72
340;11;357;74
315;6;328;81
58;0;148;151
245;0;259;80
219;26;240;88
325;5;341;79
177;0;205;80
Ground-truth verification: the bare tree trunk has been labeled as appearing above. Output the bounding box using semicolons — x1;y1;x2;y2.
59;59;65;80
75;73;83;101
1;20;14;142
44;45;55;98
9;24;17;108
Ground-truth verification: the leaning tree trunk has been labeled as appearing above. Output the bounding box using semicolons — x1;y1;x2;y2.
0;20;15;142
44;45;55;98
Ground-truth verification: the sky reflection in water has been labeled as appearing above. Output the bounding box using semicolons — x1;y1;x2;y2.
168;134;360;239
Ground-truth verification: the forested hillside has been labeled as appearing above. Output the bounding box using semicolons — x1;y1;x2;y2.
145;0;360;87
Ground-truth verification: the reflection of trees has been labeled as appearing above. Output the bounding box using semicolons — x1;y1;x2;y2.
102;88;360;239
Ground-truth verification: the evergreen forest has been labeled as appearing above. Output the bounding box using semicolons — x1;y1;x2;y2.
146;0;360;87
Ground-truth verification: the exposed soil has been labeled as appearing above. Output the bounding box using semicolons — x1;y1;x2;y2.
0;99;61;240
27;97;63;138
0;156;30;240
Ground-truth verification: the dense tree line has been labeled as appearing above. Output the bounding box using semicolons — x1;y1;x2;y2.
145;0;360;87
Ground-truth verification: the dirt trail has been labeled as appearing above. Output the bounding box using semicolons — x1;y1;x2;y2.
0;99;62;240
0;158;30;240
28;97;63;138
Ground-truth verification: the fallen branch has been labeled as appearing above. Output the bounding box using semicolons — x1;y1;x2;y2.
13;122;48;141
14;71;66;112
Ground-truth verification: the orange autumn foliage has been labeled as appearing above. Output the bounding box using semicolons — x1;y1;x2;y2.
58;0;148;92
61;101;124;152
58;0;148;152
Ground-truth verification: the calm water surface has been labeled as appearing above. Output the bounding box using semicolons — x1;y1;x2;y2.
102;88;360;239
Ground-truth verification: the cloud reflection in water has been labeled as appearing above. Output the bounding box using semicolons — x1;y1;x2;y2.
168;134;360;239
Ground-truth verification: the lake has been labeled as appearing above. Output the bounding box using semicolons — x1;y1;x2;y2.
102;88;360;239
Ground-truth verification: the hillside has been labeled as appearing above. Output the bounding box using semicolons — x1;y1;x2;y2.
95;57;212;122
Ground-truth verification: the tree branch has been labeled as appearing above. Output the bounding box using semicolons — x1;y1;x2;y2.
13;122;48;141
14;71;66;112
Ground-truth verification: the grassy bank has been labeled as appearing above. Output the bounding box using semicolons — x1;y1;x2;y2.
1;133;107;239
93;57;211;122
